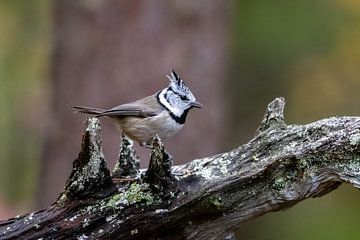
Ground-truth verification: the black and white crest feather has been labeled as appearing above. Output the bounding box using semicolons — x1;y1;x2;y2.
167;70;190;95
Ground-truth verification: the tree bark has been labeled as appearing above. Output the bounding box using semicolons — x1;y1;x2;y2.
2;98;360;240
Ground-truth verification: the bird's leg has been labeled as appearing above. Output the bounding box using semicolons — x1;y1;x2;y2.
140;140;154;149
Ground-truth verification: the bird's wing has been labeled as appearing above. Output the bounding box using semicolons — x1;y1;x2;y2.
97;104;156;117
98;95;163;118
72;106;105;115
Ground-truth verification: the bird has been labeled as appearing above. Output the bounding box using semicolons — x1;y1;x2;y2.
73;70;202;147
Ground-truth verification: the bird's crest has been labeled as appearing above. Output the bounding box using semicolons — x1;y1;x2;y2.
167;70;190;94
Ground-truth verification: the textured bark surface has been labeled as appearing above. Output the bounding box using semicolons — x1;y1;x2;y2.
1;98;360;240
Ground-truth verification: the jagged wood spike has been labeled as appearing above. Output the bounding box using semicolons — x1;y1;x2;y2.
58;117;115;202
256;97;286;135
144;135;177;194
112;134;140;180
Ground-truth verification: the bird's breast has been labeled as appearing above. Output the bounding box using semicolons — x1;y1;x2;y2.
114;111;183;143
155;111;184;138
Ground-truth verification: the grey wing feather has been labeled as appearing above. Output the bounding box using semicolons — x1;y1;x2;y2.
98;106;156;117
97;103;158;118
73;105;156;118
98;94;163;118
73;93;163;118
72;106;104;115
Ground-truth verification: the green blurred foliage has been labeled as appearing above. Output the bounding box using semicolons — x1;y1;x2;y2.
228;0;350;143
232;0;345;67
230;0;360;239
236;184;360;240
0;0;50;208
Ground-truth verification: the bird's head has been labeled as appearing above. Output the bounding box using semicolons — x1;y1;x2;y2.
158;70;202;123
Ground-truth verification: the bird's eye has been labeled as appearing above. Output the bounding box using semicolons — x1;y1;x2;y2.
180;95;188;101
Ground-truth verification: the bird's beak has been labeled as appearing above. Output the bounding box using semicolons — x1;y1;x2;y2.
191;101;203;108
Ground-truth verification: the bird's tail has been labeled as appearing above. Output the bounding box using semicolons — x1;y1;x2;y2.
72;106;105;115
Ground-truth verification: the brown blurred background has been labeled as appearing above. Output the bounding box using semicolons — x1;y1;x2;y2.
0;1;360;239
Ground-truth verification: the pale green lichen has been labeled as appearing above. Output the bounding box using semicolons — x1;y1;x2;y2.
273;177;286;190
98;183;155;212
197;195;225;212
208;196;223;209
335;156;360;174
185;153;234;180
73;183;156;220
120;182;155;206
103;193;122;209
273;161;298;183
57;193;68;205
349;133;360;146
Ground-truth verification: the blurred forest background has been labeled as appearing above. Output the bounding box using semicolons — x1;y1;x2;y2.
0;1;360;239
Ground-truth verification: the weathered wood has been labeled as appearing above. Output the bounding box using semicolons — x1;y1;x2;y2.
1;97;360;240
112;134;140;180
59;118;116;202
144;135;177;195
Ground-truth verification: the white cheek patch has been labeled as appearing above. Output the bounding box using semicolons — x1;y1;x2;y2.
158;89;182;117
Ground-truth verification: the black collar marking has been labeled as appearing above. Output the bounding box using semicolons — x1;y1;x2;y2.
156;91;189;125
170;108;189;124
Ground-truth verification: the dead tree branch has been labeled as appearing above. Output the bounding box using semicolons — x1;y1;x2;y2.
1;97;360;240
